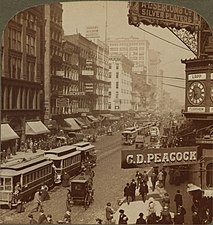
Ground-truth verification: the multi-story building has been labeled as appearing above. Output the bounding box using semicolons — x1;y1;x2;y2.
1;6;45;140
64;34;98;114
61;40;80;115
107;37;150;79
108;54;133;112
43;3;64;126
92;39;109;112
148;49;163;111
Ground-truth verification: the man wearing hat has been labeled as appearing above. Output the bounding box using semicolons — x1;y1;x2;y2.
96;218;103;224
28;214;37;224
136;213;146;224
118;209;128;224
38;209;47;224
105;202;115;222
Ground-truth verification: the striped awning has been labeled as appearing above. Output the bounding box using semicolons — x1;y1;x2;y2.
64;118;82;131
87;115;99;123
25;121;50;135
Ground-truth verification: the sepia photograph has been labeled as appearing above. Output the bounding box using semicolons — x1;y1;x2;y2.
0;0;213;224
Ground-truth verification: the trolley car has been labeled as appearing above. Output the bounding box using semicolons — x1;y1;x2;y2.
44;145;82;184
0;155;53;208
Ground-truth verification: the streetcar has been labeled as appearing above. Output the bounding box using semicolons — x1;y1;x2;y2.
0;155;53;208
44;145;82;184
121;127;138;145
74;142;97;167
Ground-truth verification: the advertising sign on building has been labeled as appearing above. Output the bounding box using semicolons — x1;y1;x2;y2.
187;107;205;112
128;2;199;33
188;73;206;81
56;71;64;77
56;98;69;108
85;83;94;93
85;26;100;39
69;92;85;96
121;146;198;169
82;70;94;76
72;108;90;113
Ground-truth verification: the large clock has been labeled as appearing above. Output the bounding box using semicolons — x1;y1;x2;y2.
187;81;205;105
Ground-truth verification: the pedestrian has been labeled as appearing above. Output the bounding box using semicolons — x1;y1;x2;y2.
142;171;148;184
135;171;142;189
147;212;157;224
129;179;136;201
174;190;183;212
31;189;42;212
169;167;174;184
139;181;148;202
28;214;37;224
162;167;167;187
66;190;73;211
151;172;157;192
47;214;53;224
173;211;182;224
96;218;103;224
192;211;201;224
118;209;128;224
157;170;164;188
136;213;146;224
38;209;47;224
162;193;170;209
41;185;50;201
105;202;115;222
178;205;186;224
63;210;71;223
174;168;181;186
16;199;25;213
124;183;131;204
62;172;70;187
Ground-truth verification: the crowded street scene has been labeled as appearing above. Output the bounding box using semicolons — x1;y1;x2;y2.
0;0;213;224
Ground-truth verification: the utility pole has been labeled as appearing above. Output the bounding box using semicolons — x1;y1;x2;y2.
105;1;108;44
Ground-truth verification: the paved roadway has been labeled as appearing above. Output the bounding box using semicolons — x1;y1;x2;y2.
0;131;193;224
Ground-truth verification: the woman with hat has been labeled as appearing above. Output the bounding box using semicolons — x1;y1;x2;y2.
28;214;37;224
118;209;128;224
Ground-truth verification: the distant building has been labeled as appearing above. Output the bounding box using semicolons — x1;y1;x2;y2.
108;54;134;112
107;36;150;82
148;49;163;111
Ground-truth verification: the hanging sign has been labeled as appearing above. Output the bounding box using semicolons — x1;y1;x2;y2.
121;146;198;169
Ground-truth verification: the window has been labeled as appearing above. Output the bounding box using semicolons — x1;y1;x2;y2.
26;35;35;55
109;72;111;78
9;57;21;79
109;64;112;69
108;91;111;96
116;91;119;98
116;64;119;69
116;82;119;89
206;163;213;187
116;72;119;78
8;28;22;51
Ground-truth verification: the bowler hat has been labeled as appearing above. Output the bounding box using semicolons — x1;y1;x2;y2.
119;209;124;213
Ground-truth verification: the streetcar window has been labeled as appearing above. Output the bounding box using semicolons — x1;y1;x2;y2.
5;178;12;191
54;160;61;168
206;163;213;187
0;178;4;190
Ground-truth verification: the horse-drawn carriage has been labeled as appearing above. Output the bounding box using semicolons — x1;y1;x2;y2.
70;175;94;210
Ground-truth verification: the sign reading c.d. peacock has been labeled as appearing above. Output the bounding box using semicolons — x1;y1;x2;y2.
121;146;198;169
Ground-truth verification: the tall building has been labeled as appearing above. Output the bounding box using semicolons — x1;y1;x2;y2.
1;6;45;140
108;54;133;112
107;36;149;79
148;49;163;111
64;34;98;113
43;3;64;126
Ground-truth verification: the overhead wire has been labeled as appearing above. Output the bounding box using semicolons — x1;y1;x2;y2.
137;26;191;52
162;83;185;89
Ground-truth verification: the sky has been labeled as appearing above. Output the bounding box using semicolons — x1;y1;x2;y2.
61;1;195;106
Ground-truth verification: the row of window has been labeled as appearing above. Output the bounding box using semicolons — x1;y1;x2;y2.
109;46;145;52
121;79;131;85
51;30;62;43
63;85;79;94
63;154;81;168
8;56;21;79
109;42;145;47
51;12;62;26
23;166;52;185
121;89;131;94
8;28;21;52
63;67;79;80
26;12;36;30
26;35;35;55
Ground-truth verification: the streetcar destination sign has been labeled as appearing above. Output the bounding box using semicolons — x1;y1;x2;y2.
121;146;198;169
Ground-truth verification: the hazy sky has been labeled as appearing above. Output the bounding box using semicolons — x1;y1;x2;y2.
61;1;195;105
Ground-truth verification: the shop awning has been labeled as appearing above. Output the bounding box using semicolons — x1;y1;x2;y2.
87;115;99;123
64;118;82;131
109;116;120;121
203;189;213;197
187;183;201;192
25;121;50;135
1;124;19;141
73;118;88;128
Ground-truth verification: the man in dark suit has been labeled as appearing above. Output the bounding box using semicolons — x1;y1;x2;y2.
38;209;47;224
174;190;183;212
136;213;146;224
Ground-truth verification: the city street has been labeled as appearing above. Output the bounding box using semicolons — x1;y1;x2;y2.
0;132;148;224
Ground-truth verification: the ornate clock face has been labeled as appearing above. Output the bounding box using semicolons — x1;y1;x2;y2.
188;81;205;105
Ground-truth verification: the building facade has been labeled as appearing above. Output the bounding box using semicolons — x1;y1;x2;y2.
64;34;98;114
108;54;133;112
107;37;150;79
1;6;45;139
